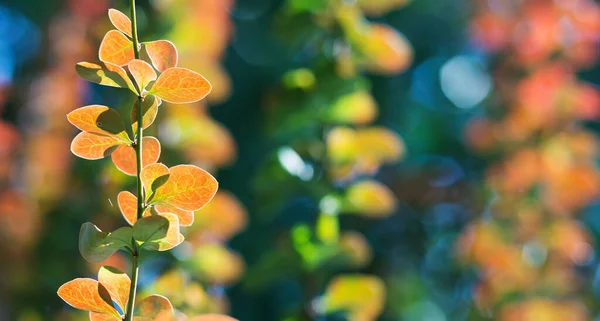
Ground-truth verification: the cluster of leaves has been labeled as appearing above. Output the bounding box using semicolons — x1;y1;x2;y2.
56;7;237;321
458;0;600;319
249;0;412;320
135;0;248;317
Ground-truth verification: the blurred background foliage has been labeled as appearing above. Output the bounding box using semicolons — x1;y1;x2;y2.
0;0;599;321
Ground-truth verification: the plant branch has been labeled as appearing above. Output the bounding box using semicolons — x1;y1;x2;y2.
125;0;142;320
124;252;139;321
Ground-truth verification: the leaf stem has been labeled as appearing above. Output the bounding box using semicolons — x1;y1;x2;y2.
126;0;142;320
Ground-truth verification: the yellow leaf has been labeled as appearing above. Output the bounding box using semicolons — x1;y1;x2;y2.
57;278;120;317
71;132;123;160
111;136;161;176
149;68;212;104
345;180;397;217
108;8;132;37
128;59;157;93
99;30;135;66
144;40;178;72
67;105;130;143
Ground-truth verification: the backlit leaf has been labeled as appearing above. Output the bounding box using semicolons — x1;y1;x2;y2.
133;295;174;320
90;312;120;321
355;127;405;163
149;68;212;104
67;105;130;143
193;191;248;241
154;204;194;226
71;132;123;160
149;165;218;211
136;213;183;251
118;191;138;225
345;180;397;218
131;95;160;133
323;274;386;321
144;40;178;72
108;8;132;37
111;137;161;176
133;215;169;244
79;223;132;263
98;266;130;311
360;24;413;75
99;30;135;66
327;91;378;125
191;315;239;321
191;244;245;285
141;163;170;198
76;61;137;93
128;59;157;93
57;278;119;316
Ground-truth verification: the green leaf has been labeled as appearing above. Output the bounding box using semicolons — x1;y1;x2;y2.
133;215;169;245
75;61;138;94
79;223;133;264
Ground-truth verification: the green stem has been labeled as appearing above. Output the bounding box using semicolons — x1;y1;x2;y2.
130;0;140;60
125;0;142;320
124;253;139;321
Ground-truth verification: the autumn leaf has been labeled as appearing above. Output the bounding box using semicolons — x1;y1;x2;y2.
133;295;174;321
131;95;160;133
144;40;178;72
154;204;194;226
147;164;218;211
140;163;170;198
108;8;132;37
128;59;157;93
117;191;152;225
118;191;138;225
111;136;161;176
149;68;212;104
99;30;135;66
90;312;120;321
190;244;245;285
71;132;124;160
76;61;137;94
134;213;183;251
323;274;386;321
67;105;131;143
79;223;132;263
344;180;397;218
98;266;130;312
57;278;120;317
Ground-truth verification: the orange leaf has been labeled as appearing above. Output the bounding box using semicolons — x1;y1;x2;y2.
90;312;120;321
57;278;120;316
71;132;123;160
98;266;130;312
67;105;130;143
144;40;178;72
76;61;137;93
131;95;160;133
154;204;194;226
134;294;174;320
118;191;138;225
99;30;135;66
108;8;132;37
149;165;218;211
141;163;170;198
111;137;161;176
149;68;212;104
128;59;157;93
191;315;239;321
154;213;184;251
